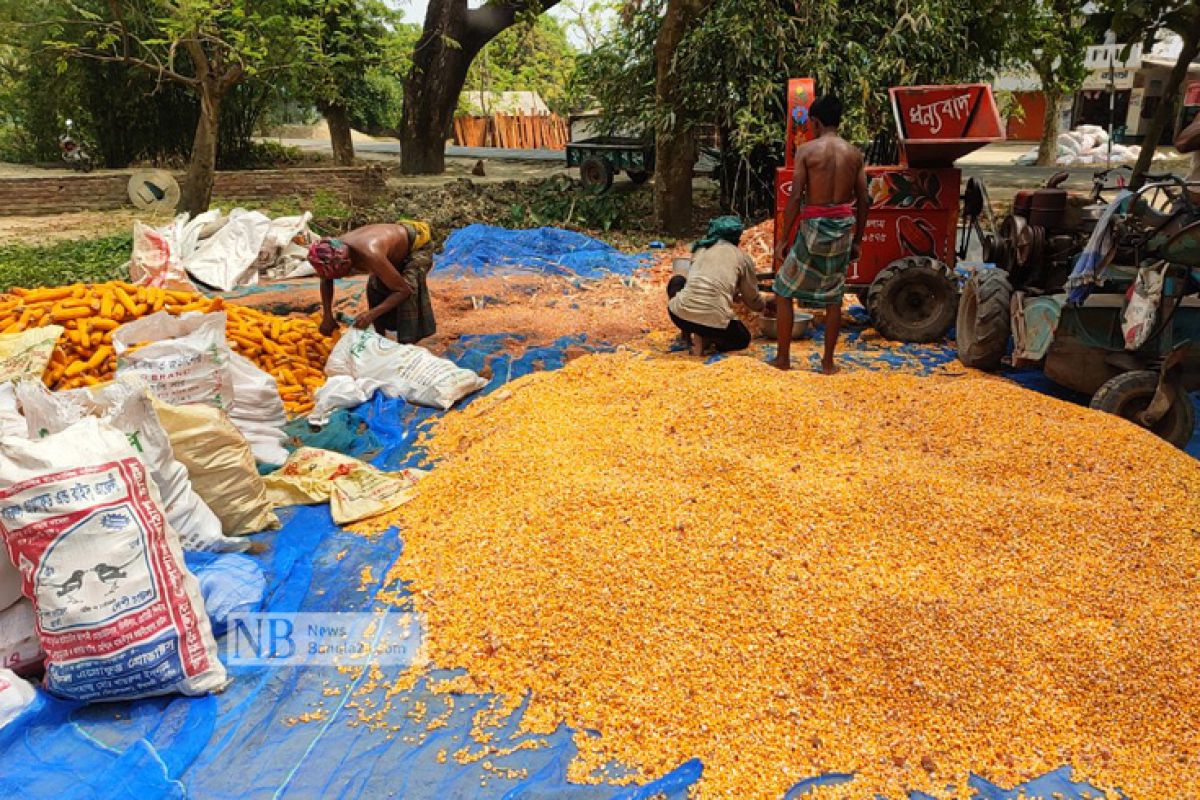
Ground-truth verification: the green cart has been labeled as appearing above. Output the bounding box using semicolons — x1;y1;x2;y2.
565;137;654;193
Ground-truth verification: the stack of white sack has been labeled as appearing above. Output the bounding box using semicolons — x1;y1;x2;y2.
112;311;289;465
129;208;316;292
1014;124;1172;167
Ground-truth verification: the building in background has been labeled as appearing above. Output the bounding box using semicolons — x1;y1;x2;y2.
995;33;1200;145
460;91;552;116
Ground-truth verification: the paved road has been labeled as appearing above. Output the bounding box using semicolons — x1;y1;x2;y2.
281;137;1185;189
279;139;565;162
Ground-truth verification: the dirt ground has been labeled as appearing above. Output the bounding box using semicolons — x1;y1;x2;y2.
225;220;775;350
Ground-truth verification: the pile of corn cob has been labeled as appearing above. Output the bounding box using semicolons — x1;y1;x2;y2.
0;281;332;415
373;352;1200;800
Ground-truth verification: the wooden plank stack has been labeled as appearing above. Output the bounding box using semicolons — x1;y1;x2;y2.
453;114;569;151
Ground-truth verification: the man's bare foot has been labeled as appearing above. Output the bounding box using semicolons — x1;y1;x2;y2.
771;356;791;371
691;337;706;356
820;360;840;375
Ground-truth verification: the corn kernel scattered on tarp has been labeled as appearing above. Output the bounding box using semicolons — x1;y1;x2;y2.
376;352;1200;799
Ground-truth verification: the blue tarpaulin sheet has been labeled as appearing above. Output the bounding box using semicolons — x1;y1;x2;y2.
434;225;649;280
1;327;1195;798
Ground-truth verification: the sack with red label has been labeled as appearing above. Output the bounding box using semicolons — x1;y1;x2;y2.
0;417;227;701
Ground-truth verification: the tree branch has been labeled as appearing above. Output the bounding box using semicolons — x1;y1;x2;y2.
61;46;199;86
464;1;562;53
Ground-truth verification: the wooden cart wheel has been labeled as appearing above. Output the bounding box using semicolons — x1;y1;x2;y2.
580;157;614;193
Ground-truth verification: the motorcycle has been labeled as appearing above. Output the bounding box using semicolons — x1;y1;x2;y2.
58;120;94;173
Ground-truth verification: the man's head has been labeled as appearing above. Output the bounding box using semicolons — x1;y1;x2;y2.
308;237;352;279
809;95;843;133
691;215;744;252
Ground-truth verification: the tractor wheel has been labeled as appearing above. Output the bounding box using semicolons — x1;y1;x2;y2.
956;269;1012;371
580;157;614;193
627;170;650;185
867;257;958;343
1090;370;1196;449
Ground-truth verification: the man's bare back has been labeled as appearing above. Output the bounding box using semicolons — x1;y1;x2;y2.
771;94;870;375
794;135;864;205
341;223;413;271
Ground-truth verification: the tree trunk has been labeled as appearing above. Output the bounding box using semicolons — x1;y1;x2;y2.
1036;82;1061;167
324;103;355;166
400;0;468;174
179;86;222;217
1130;27;1199;190
400;0;562;175
653;0;713;235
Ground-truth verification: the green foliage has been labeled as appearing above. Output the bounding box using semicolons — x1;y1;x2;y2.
994;89;1026;124
503;175;650;231
0;123;34;162
0;0;300;169
1105;0;1200;47
1008;0;1090;97
464;16;579;115
216;189;355;233
0;235;132;292
580;0;1018;149
219;139;303;170
291;0;398;115
346;69;406;135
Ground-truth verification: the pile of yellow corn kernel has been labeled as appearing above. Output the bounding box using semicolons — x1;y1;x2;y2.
377;352;1200;799
0;281;332;415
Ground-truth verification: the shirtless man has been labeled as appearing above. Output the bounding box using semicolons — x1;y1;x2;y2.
1175;113;1200;203
772;95;870;373
309;221;435;344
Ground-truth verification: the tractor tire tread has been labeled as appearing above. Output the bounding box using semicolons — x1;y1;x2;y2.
1090;370;1196;449
956;269;1012;371
867;257;958;343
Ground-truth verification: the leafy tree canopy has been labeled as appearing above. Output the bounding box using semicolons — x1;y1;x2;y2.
462;15;579;115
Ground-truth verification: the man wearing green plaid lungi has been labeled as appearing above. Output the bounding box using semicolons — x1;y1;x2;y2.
772;95;869;374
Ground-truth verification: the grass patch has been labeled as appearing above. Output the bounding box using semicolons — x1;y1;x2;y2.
0;234;133;293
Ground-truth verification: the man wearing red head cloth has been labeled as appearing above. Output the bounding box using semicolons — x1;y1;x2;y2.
309;221;435;343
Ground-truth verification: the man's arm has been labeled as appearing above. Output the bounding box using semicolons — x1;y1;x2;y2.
851;159;870;261
318;278;337;337
353;251;414;329
1175;116;1200;154
354;288;406;329
774;151;808;264
737;253;765;311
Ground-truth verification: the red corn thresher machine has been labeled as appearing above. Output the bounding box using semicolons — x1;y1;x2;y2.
773;80;1005;341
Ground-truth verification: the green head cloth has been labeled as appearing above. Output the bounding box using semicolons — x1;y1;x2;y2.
691;216;744;252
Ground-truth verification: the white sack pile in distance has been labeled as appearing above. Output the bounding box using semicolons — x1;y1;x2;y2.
1014;124;1172;167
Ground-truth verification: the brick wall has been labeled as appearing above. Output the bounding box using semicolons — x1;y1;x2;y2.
0;166;387;216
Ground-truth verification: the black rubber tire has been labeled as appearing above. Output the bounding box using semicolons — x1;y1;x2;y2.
580;157;614;193
867;257;958;343
1090;370;1196;449
956;269;1012;371
627;170;650;185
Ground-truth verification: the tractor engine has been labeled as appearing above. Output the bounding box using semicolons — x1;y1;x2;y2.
984;182;1109;295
